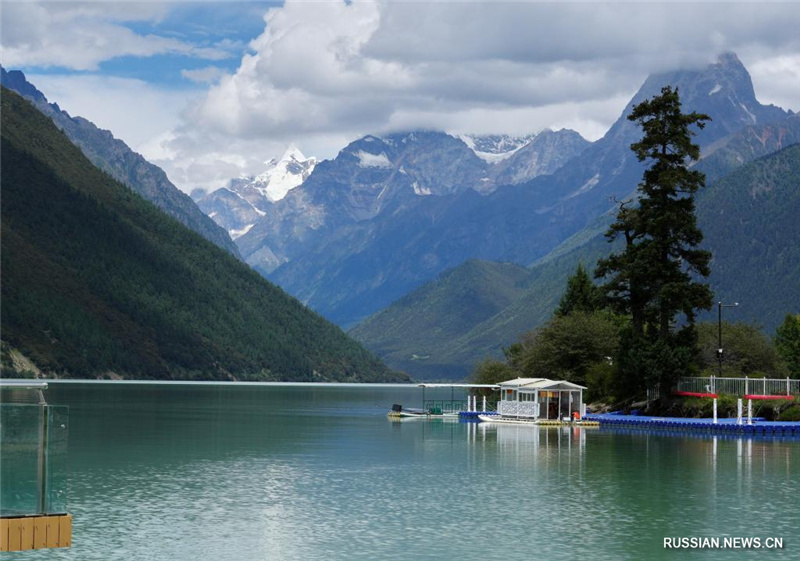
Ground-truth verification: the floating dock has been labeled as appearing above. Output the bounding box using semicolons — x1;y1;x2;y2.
458;411;498;420
584;413;800;437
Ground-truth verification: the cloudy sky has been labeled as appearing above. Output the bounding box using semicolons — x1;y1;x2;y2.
2;1;799;194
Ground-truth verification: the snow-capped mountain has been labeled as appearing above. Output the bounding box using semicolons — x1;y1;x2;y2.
199;146;316;239
232;145;317;207
492;130;592;185
235;53;791;329
232;128;590;315
458;132;592;187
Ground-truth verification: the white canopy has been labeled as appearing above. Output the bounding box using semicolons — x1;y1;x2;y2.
416;383;500;389
498;377;586;390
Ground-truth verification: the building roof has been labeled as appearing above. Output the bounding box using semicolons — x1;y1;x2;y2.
416;383;500;389
498;377;586;390
497;378;548;387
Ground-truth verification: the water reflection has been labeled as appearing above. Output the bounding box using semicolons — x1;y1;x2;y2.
4;384;798;561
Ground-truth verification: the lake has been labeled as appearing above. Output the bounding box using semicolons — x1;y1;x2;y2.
2;382;798;560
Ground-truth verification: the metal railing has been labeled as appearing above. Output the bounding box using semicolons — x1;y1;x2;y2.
497;401;540;418
423;400;467;414
677;376;799;396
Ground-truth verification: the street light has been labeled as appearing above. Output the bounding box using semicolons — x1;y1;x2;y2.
717;301;739;377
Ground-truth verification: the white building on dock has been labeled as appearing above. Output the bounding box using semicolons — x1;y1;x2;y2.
497;378;586;420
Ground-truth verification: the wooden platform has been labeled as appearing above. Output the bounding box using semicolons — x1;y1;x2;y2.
0;514;72;551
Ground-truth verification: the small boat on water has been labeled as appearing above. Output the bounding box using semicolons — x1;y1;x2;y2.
386;383;501;420
387;403;459;419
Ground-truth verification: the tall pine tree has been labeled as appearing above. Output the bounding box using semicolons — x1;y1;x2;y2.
556;263;602;317
596;86;713;396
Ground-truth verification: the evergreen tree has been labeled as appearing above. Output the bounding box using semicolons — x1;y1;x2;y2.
696;322;786;377
596;86;713;395
517;311;621;387
776;314;800;378
556;264;602;316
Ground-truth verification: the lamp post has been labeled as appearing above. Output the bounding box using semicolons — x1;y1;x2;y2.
717;301;739;377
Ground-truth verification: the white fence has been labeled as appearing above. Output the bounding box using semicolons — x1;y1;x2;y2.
497;401;540;418
675;376;799;397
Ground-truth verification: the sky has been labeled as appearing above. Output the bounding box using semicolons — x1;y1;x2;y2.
2;1;799;194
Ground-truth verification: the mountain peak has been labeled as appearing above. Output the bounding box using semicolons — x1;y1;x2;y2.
613;52;788;146
0;67;50;107
280;143;307;163
225;146;317;210
716;51;743;68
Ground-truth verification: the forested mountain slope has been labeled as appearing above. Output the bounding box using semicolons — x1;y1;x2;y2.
0;88;404;382
0;67;241;258
353;138;800;380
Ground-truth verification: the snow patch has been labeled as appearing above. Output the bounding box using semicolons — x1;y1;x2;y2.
708;84;722;95
471;149;521;164
739;102;757;124
356;150;393;168
566;173;601;199
229;223;254;239
458;133;534;164
412;181;432;196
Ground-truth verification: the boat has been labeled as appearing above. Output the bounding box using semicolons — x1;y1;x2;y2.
386;383;502;420
387;404;459;419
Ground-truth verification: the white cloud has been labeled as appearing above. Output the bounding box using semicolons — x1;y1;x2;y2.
0;2;236;70
14;1;796;196
151;0;798;195
28;74;201;152
745;53;800;111
182;66;226;84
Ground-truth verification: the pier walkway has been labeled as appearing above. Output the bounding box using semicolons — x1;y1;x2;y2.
584;413;800;437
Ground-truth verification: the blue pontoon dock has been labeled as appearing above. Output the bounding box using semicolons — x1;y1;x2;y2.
584;413;800;437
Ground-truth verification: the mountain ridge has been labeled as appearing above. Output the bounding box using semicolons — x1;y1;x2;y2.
0;67;241;258
349;55;798;379
234;53;789;328
0;86;404;382
351;131;800;379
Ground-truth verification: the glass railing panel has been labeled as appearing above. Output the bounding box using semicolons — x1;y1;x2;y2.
46;405;69;514
0;403;69;516
0;404;41;516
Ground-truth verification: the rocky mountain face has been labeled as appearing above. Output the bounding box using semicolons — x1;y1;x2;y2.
352;107;800;380
0;67;241;259
234;129;590;324
491;130;592;185
198;188;265;240
199;146;317;239
238;53;788;329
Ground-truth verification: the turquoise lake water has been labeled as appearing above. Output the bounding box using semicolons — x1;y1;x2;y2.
2;382;798;560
